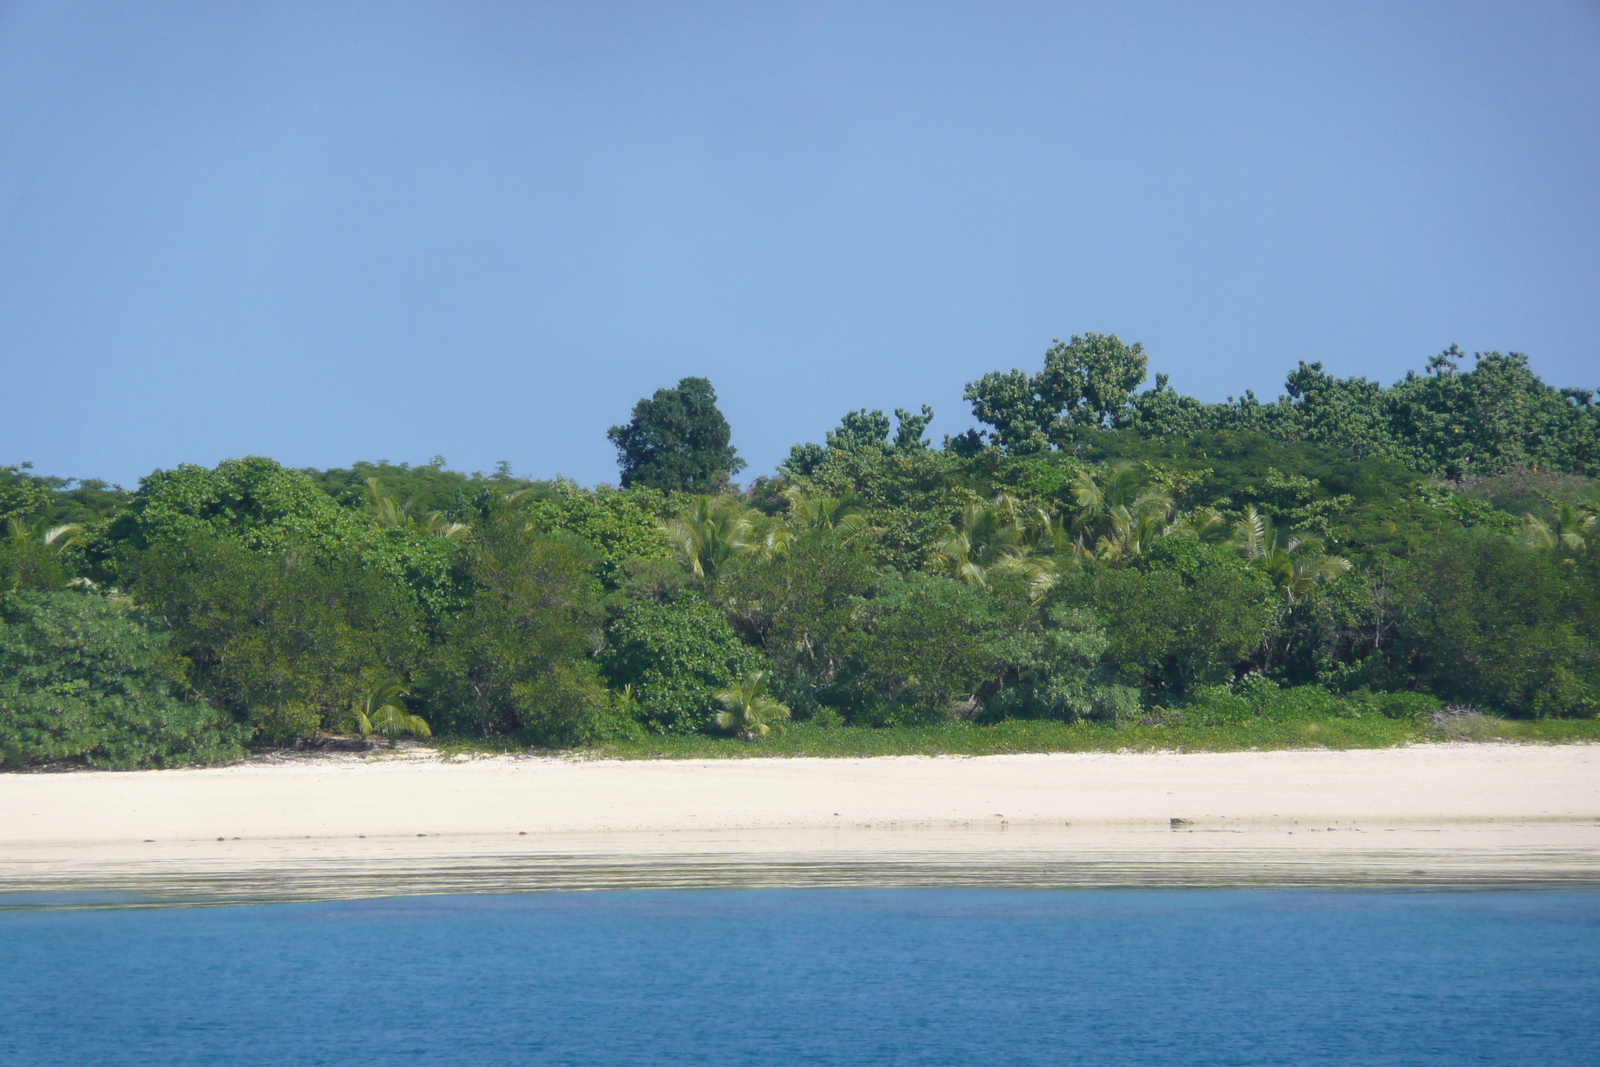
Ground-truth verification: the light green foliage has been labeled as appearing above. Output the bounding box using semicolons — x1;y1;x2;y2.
1229;508;1352;610
780;487;872;538
787;447;974;571
7;334;1600;765
305;456;520;514
965;333;1148;453
929;494;1056;598
96;457;462;621
0;518;80;593
362;478;472;540
1171;679;1442;732
599;590;766;734
355;680;431;743
519;479;674;587
0;465;55;528
0;591;244;768
984;605;1137;722
713;671;792;739
1227;468;1354;540
111;457;350;549
1413;483;1519;534
1060;463;1174;566
660;495;759;579
1521;503;1596;554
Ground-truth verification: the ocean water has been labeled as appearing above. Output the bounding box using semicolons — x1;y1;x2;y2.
2;889;1597;1066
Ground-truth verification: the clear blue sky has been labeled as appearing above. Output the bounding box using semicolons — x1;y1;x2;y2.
3;1;1597;487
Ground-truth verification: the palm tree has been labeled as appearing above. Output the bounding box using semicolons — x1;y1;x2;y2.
1230;507;1352;608
419;512;473;540
355;680;431;746
1063;464;1173;565
1523;504;1596;554
365;477;415;528
931;495;1058;600
713;671;792;740
1227;507;1351;669
662;495;755;578
783;487;871;536
365;478;472;539
3;518;85;549
1068;462;1152;519
1091;502;1170;566
1164;506;1230;545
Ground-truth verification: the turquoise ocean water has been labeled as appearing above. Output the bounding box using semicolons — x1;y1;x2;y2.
2;889;1597;1065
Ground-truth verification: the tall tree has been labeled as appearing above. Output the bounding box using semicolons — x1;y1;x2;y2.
965;333;1148;453
607;377;746;492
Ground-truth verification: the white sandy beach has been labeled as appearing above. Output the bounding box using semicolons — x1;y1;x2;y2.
3;745;1597;902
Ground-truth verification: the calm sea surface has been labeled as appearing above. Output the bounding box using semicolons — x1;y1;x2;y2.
2;888;1597;1066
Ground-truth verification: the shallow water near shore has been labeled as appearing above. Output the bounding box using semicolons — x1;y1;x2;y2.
3;889;1598;1066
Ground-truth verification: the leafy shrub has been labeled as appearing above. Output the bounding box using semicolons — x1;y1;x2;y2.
422;523;615;746
826;574;1029;724
715;530;881;713
1363;690;1441;722
93;456;462;621
1064;538;1276;692
599;593;766;733
1392;533;1599;717
127;529;425;742
0;591;244;768
519;480;674;588
1177;679;1376;727
0;535;72;594
983;605;1139;722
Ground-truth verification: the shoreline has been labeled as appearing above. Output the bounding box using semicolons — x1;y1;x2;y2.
4;745;1597;904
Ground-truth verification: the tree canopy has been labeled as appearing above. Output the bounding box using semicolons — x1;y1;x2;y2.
3;336;1598;767
607;376;746;492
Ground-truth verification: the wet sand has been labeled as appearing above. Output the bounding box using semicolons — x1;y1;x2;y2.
2;745;1596;904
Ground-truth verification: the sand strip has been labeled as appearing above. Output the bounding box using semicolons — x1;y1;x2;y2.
2;745;1596;903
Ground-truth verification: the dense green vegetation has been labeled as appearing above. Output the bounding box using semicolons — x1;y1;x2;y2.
4;337;1599;767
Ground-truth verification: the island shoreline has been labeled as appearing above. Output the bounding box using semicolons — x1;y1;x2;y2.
4;745;1597;904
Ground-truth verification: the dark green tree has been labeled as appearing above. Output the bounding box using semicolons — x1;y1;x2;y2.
607;377;746;491
126;529;425;742
828;573;1032;724
422;519;613;744
1116;347;1600;477
782;405;935;475
1064;538;1276;692
1392;532;1598;717
598;589;765;734
716;529;882;712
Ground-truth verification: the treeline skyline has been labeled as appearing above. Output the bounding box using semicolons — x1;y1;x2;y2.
8;338;1597;494
3;333;1597;770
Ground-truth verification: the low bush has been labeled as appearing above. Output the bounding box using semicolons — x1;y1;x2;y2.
599;592;766;734
0;591;244;768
